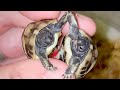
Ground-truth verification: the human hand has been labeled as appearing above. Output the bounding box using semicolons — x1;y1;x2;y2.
0;11;96;79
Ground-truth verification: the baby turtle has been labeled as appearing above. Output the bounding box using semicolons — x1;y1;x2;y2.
22;11;98;79
62;12;98;79
22;12;68;71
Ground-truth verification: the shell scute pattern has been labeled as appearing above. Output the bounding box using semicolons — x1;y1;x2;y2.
22;20;57;59
22;11;98;79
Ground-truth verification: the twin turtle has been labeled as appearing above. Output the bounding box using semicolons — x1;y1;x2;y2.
22;11;98;79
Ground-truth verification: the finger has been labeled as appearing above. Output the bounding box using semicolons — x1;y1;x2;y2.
0;58;69;79
19;11;60;21
0;11;60;35
0;11;33;35
57;11;96;36
0;27;25;58
0;56;27;66
0;11;96;59
0;21;13;36
0;11;61;59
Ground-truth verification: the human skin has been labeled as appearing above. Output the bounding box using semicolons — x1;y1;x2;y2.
0;11;96;79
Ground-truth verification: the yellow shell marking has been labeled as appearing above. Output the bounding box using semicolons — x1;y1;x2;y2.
22;19;59;59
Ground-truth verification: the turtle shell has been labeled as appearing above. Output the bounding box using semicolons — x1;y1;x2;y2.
75;44;98;79
22;19;61;59
64;29;98;79
22;11;98;79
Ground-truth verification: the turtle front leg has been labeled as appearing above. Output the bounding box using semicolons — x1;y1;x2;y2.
62;12;83;79
35;46;57;71
62;57;80;79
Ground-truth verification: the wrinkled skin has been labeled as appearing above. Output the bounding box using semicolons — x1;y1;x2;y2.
0;11;96;79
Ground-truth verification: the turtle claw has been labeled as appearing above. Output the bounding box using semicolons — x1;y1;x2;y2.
62;73;75;79
40;60;57;71
43;62;57;71
46;66;57;71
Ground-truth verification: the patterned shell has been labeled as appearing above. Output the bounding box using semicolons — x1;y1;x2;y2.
22;20;57;59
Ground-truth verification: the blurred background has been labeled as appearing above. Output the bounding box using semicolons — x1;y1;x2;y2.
1;11;120;79
77;11;120;79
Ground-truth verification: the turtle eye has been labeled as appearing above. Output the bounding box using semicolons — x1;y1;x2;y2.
78;46;85;52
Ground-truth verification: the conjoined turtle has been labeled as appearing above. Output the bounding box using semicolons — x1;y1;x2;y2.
22;11;98;79
62;12;98;79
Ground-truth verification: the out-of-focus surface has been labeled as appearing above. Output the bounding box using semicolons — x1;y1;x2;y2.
77;11;120;32
77;11;120;79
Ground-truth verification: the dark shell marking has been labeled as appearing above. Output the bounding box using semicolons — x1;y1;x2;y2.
22;22;40;59
70;37;95;78
70;36;91;63
35;29;54;49
62;12;98;79
22;11;98;79
22;20;57;59
78;45;98;78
